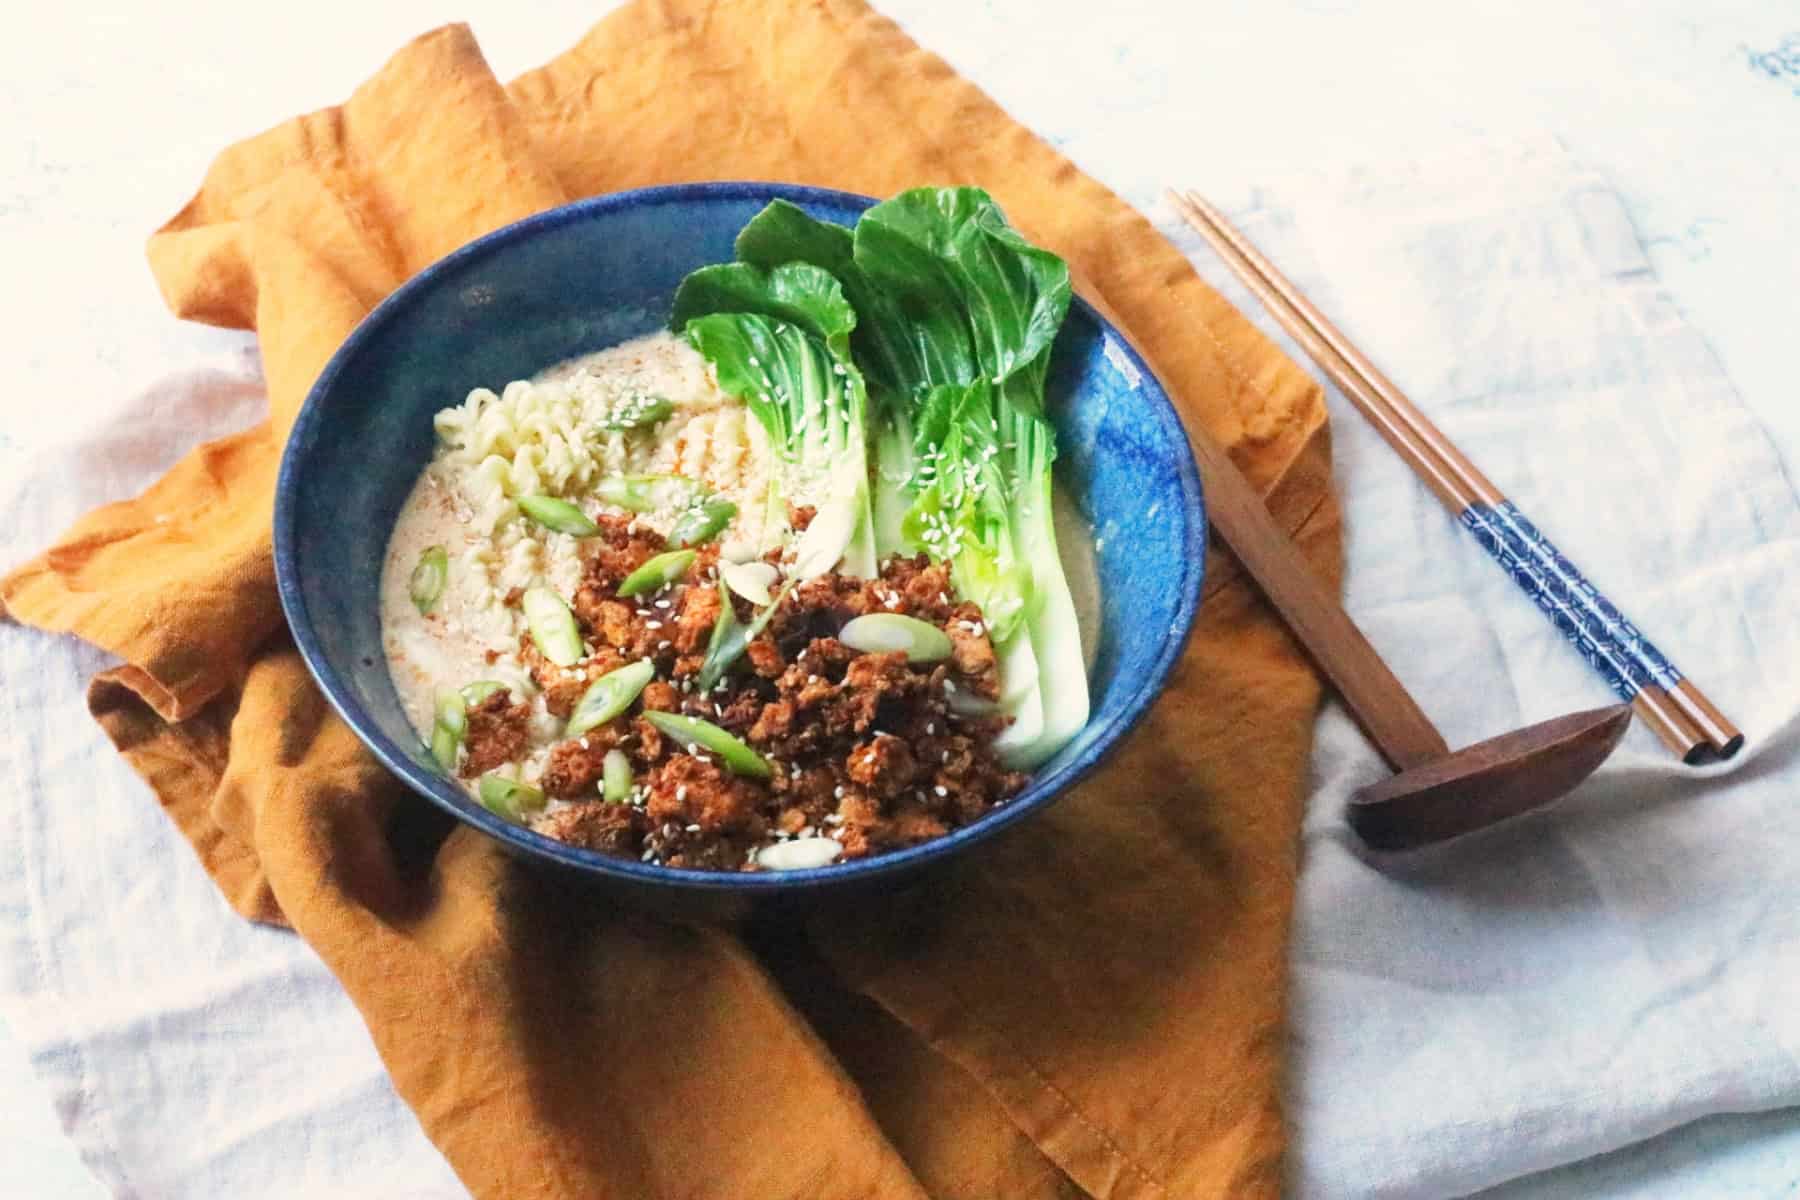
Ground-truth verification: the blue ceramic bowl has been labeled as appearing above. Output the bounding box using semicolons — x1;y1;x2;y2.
275;183;1205;902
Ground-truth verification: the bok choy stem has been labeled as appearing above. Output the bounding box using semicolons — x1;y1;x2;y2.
700;189;1092;767
671;262;877;578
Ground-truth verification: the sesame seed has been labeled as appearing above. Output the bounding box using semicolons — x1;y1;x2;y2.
686;823;701;833
833;786;844;799
935;785;948;797
676;785;688;801
659;640;671;649
646;620;663;630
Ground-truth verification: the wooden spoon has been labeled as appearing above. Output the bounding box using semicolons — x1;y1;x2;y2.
1070;279;1631;848
1188;422;1631;850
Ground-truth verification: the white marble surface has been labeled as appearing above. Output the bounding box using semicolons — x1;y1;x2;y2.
4;2;1798;1196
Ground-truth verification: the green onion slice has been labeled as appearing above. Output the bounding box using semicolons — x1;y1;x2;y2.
594;474;702;514
618;549;697;598
477;773;545;822
945;688;1001;718
566;659;656;738
517;495;600;537
668;496;738;548
427;688;468;771
643;711;771;779
429;722;461;773
697;580;741;692
522;586;584;666
409;545;448;613
719;559;777;606
595;394;674;433
838;613;955;664
434;688;469;737
459;680;506;706
697;582;790;691
602;749;634;803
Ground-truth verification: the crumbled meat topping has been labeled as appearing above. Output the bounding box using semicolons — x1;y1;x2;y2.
645;756;764;834
460;689;531;777
520;636;626;717
944;601;1001;700
534;802;643;855
846;733;919;796
745;636;785;678
673;584;721;654
521;534;1024;869
540;726;622;798
574;514;667;593
640;680;680;712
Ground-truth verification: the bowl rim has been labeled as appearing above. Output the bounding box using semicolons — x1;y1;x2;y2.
274;180;1206;893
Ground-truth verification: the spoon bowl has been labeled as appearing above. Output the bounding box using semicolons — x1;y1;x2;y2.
1346;703;1634;851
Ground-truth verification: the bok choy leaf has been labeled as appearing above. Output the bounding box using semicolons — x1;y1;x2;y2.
731;189;1087;768
734;201;932;557
716;188;1090;768
671;262;877;578
856;189;1086;768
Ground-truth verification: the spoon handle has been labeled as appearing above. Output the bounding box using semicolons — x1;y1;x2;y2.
1182;428;1448;771
1069;277;1447;770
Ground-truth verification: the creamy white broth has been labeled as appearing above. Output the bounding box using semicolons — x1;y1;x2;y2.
380;330;772;794
379;330;1101;803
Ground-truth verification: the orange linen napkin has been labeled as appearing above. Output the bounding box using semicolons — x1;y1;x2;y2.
1;3;1340;1197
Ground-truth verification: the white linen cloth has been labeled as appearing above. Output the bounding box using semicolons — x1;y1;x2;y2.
0;349;468;1199
5;5;1800;1196
1200;142;1800;1198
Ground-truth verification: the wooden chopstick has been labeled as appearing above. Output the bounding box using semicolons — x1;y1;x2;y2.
1168;187;1741;764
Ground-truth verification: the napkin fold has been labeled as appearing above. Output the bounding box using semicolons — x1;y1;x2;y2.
1;3;1339;1196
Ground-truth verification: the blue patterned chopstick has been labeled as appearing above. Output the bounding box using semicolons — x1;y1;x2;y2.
1456;494;1737;761
1171;186;1740;761
1458;501;1680;700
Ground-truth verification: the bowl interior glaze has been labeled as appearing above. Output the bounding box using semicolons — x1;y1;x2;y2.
275;183;1205;895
